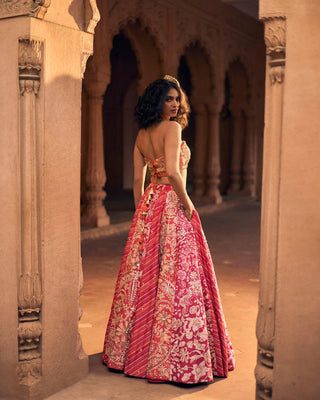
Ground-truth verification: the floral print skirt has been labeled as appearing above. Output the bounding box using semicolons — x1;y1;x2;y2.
102;184;235;383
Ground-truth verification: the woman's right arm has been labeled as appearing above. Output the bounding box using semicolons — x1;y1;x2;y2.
164;122;194;220
133;138;147;208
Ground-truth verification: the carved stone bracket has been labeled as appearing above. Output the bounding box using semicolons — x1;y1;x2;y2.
262;16;286;85
85;0;100;34
0;0;51;20
81;32;94;79
17;359;42;386
263;16;286;54
17;37;43;387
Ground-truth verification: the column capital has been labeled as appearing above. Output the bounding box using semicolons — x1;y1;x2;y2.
207;102;221;116
18;38;43;96
261;16;286;85
83;72;110;98
262;16;286;57
192;103;206;115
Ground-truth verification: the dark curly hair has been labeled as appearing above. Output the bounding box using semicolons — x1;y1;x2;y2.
134;78;190;130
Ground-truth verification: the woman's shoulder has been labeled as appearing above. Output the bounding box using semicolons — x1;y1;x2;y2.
136;122;181;143
161;121;181;139
161;120;181;129
135;129;143;142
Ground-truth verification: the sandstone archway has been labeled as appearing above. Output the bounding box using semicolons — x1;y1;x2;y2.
221;58;254;196
81;19;164;224
179;42;219;200
103;31;139;194
178;55;194;189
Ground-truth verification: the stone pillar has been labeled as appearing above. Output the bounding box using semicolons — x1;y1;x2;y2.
192;104;207;198
0;1;99;398
17;37;43;388
243;112;256;197
81;76;110;227
206;105;222;203
228;109;244;194
255;16;286;400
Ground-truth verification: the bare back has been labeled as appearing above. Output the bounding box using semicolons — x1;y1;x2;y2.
133;119;190;208
136;120;173;161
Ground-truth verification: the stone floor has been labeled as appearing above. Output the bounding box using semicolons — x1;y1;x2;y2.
48;198;261;400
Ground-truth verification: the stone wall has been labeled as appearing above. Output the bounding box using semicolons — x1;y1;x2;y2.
0;1;99;398
256;1;320;399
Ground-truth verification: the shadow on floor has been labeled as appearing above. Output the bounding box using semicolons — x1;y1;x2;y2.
87;352;222;399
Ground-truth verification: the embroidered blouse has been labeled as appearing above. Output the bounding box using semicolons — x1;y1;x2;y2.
144;140;191;183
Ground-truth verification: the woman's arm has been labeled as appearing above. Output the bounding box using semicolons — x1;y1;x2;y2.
164;122;194;220
133;141;147;208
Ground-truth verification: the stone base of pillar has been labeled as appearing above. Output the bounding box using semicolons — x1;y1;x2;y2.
81;205;110;227
227;187;247;196
191;192;204;202
191;182;205;200
205;191;223;204
242;185;256;197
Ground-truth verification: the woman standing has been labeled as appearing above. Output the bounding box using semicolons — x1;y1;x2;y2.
102;76;235;384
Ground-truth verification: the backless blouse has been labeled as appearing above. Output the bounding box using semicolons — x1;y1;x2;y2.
144;140;191;183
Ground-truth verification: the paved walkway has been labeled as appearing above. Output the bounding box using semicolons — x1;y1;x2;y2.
48;198;261;400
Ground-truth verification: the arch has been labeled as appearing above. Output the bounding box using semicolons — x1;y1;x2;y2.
103;31;139;192
106;3;166;88
87;4;166;88
178;42;217;198
225;57;250;113
221;58;252;196
175;11;221;100
121;19;163;92
122;79;138;189
182;41;215;102
178;38;217;100
219;75;233;195
178;55;195;187
82;13;166;213
107;0;167;62
100;16;165;192
224;45;253;107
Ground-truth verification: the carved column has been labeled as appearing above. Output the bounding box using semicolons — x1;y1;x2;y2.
206;105;222;203
228;108;244;194
255;16;286;400
81;77;110;227
243;112;256;196
17;37;43;386
192;104;207;198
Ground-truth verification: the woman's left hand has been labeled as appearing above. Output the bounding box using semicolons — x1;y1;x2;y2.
185;208;194;221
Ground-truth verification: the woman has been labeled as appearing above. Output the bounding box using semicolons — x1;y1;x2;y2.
102;76;235;384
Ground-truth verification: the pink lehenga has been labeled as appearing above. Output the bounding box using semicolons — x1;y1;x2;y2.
102;141;235;384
